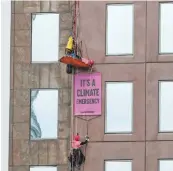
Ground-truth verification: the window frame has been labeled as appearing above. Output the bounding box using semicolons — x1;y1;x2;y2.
30;166;58;171
31;12;60;63
106;3;134;56
158;159;173;171
146;63;173;140
105;81;134;134
29;88;59;141
146;1;173;62
159;2;173;55
158;80;173;133
104;160;132;171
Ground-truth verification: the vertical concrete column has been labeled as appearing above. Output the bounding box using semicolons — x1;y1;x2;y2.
10;1;73;171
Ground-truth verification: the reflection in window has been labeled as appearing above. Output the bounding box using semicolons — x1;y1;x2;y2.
32;13;59;62
105;82;133;133
30;90;42;138
106;4;134;55
159;81;173;132
159;160;173;171
159;3;173;54
30;166;57;171
30;89;58;139
105;160;132;171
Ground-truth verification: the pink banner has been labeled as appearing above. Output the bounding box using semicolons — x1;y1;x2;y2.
74;72;101;116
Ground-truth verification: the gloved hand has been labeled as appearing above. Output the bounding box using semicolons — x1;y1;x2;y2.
85;135;89;141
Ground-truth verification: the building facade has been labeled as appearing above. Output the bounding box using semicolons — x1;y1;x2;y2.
74;2;173;171
8;1;173;171
9;1;72;171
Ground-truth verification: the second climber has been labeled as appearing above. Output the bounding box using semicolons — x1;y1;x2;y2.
68;133;89;171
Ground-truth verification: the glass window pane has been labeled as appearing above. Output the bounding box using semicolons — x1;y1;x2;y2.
32;13;59;62
105;160;132;171
159;3;173;54
106;4;134;55
30;89;58;139
30;166;57;171
159;81;173;132
159;160;173;171
105;82;133;133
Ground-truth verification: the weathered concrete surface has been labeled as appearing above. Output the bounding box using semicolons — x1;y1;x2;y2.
10;1;72;171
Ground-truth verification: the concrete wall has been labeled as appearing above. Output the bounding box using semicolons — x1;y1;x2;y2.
9;1;72;171
9;1;173;171
74;1;173;171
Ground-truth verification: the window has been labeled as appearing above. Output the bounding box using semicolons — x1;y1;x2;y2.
159;160;173;171
159;3;173;54
30;166;57;171
32;13;59;62
105;82;133;133
30;89;58;140
159;81;173;132
105;160;132;171
106;4;134;55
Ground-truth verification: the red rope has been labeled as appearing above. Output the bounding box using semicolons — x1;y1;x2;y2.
73;1;77;54
72;0;80;54
76;1;80;54
71;0;80;141
71;0;77;145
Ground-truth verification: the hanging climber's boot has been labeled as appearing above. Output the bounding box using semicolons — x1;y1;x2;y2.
66;64;73;74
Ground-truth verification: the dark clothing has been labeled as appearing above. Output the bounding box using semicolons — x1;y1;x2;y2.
70;149;85;165
68;140;88;171
80;140;88;145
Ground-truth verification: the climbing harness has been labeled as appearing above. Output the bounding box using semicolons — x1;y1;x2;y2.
59;0;94;74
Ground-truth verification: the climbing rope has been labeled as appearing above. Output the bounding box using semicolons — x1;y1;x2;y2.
70;1;77;171
70;1;87;170
69;1;95;171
